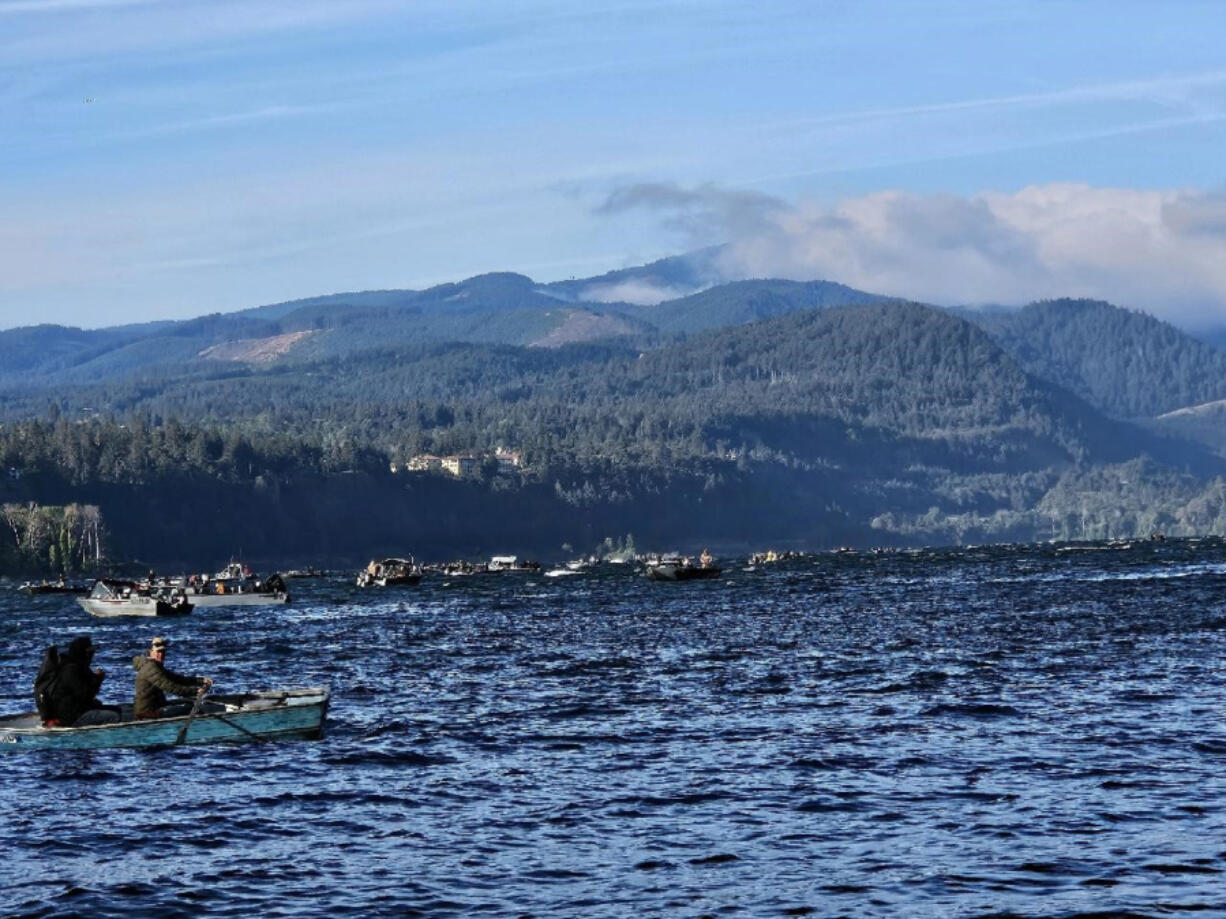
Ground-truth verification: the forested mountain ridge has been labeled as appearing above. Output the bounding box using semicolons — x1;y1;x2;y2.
969;298;1226;419
0;268;889;387
2;302;1166;473
7;256;1226;572
4;295;1225;573
6;260;1222;432
0;272;647;385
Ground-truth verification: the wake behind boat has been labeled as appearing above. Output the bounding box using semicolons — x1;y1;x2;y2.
0;688;329;750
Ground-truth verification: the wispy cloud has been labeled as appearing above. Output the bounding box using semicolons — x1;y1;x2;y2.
598;183;788;248
578;278;696;306
600;181;1226;328
758;69;1226;136
0;0;416;65
0;0;153;13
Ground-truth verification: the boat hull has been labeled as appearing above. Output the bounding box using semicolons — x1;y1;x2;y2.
77;596;193;617
646;565;722;581
21;584;89;595
182;591;290;607
357;575;421;587
0;688;328;750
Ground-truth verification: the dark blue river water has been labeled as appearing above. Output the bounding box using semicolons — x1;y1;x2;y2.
3;539;1226;918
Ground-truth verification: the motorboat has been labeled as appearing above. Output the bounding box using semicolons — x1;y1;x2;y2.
487;555;541;573
19;579;90;595
645;556;722;581
170;564;290;607
356;557;422;587
77;579;194;617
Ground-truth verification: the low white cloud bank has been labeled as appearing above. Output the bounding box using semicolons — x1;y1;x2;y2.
579;279;697;306
601;182;1226;328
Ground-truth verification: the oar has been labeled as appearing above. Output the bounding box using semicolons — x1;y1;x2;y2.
208;711;270;743
174;689;207;745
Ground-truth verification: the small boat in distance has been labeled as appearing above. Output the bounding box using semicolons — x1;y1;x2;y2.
77;578;194;617
487;555;542;573
158;562;290;607
0;688;329;750
645;551;722;582
282;567;330;579
747;549;805;567
19;578;90;595
356;557;422;587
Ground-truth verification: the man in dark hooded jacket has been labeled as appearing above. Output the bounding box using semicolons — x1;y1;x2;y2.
50;635;120;726
132;636;213;719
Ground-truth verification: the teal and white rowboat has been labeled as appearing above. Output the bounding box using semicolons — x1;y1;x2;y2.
0;688;329;750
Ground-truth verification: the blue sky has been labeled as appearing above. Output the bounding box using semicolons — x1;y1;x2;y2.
3;0;1226;330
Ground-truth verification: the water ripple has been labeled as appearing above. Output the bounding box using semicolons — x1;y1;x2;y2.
2;541;1226;916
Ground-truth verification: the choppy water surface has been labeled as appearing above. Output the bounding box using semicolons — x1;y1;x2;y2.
3;539;1226;918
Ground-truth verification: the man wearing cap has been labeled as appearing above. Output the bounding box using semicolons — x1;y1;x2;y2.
50;635;120;726
132;636;214;719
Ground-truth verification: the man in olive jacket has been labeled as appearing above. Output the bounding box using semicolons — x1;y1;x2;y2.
132;636;213;719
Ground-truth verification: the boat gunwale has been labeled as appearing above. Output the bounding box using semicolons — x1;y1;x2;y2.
0;687;329;738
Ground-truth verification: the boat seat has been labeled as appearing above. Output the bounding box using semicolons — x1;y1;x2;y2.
241;698;285;710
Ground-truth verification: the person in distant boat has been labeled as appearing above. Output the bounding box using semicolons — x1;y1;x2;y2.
50;635;121;726
700;548;714;568
132;636;213;719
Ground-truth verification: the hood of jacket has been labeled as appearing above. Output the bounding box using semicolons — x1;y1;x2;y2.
65;635;96;663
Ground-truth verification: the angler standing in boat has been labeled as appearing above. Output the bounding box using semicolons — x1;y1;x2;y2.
132;636;213;719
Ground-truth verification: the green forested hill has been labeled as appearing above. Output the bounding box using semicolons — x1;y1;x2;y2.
0;271;884;386
970;298;1226;419
6;262;1226;573
3;302;1143;472
3;297;1223;573
624;278;892;335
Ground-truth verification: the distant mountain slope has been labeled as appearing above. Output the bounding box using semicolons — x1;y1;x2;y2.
3;263;1223;478
3;296;1223;561
631;302;1194;473
544;247;728;303
11;299;1200;479
0;324;151;377
0;272;638;385
623;278;894;335
970;298;1226;419
0;268;884;387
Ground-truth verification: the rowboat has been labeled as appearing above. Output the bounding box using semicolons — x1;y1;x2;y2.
77;578;194;617
0;688;329;750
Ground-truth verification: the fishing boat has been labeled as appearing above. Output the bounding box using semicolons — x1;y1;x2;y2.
77;579;194;617
0;688;329;750
487;555;542;573
356;557;422;587
19;579;90;595
644;556;722;581
282;567;330;579
173;564;290;607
